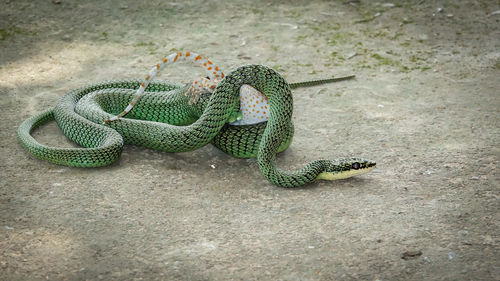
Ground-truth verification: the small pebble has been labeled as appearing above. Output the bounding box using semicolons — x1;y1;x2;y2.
279;23;298;29
448;251;455;260
401;250;422;260
345;51;357;59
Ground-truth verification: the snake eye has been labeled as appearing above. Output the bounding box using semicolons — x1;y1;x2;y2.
352;162;360;170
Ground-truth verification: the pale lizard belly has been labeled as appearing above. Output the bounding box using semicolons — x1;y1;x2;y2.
230;84;270;125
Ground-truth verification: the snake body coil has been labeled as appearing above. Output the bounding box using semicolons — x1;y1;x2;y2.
18;65;375;187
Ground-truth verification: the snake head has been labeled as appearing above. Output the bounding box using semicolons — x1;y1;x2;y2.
317;158;376;181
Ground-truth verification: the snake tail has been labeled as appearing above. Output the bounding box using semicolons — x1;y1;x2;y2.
289;75;356;89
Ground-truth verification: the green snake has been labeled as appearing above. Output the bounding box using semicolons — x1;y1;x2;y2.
18;65;375;187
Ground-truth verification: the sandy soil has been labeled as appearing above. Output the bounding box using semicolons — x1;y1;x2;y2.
1;0;499;280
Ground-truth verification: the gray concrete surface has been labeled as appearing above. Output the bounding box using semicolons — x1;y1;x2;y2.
1;0;499;280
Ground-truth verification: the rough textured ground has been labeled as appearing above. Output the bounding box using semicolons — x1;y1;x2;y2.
1;0;499;280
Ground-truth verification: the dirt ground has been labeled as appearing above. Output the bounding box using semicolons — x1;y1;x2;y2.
1;0;499;280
